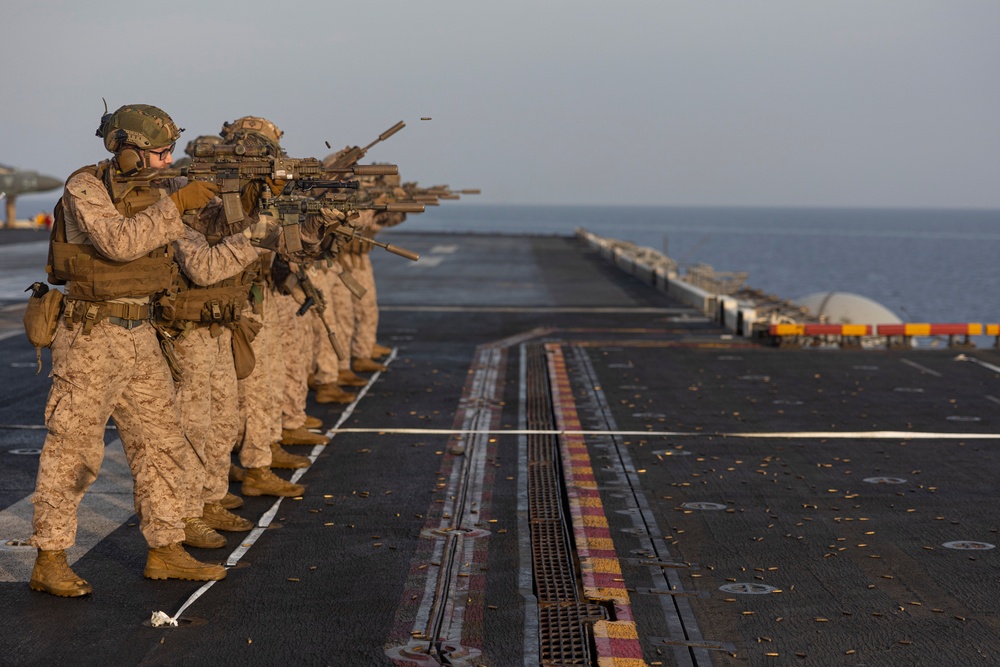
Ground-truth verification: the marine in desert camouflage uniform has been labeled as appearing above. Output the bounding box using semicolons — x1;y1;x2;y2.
157;162;264;546
343;183;408;373
220;117;328;493
29;104;226;597
308;259;361;402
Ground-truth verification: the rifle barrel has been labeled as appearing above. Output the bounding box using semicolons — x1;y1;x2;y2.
382;243;420;262
358;121;407;156
385;203;425;213
332;227;420;261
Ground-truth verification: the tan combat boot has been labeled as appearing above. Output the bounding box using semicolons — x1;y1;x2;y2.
281;425;329;447
202;501;254;532
316;383;356;404
219;491;244;510
29;549;93;597
304;414;324;429
144;543;226;581
352;357;387;373
242;467;305;498
337;369;368;387
182;516;226;549
229;463;246;482
371;343;392;359
269;442;311;469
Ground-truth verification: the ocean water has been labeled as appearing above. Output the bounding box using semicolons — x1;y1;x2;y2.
396;204;1000;325
12;197;999;324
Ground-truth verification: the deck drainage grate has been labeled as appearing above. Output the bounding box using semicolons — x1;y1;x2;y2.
526;343;606;666
538;602;608;666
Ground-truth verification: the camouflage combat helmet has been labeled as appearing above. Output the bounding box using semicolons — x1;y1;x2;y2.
96;104;182;153
219;116;283;149
184;134;222;157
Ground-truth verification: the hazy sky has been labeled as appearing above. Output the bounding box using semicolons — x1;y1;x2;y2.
5;1;1000;209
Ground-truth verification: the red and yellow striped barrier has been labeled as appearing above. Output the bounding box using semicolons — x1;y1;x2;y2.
769;323;1000;348
770;324;871;336
877;323;983;336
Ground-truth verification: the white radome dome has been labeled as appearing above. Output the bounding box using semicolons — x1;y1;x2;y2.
795;292;902;325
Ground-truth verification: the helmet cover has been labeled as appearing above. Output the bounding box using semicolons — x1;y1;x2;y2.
96;104;182;153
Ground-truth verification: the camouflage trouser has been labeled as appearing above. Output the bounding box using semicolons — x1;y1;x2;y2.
274;292;312;431
236;291;281;468
309;264;352;382
31;319;191;550
351;253;378;358
173;326;239;512
344;252;378;358
331;263;357;371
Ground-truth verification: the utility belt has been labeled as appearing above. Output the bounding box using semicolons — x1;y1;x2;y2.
63;299;151;334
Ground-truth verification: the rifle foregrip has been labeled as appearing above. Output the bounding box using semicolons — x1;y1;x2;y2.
297;297;315;316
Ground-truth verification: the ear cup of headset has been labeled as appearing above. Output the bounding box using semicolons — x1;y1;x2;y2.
117;148;143;175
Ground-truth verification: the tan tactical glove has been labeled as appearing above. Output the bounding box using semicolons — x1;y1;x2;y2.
266;178;288;195
239;181;264;214
169;181;220;213
320;208;348;225
244;217;281;251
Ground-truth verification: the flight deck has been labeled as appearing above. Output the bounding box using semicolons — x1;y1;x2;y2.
1;230;998;666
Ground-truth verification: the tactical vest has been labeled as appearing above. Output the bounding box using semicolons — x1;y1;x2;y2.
46;162;177;302
158;248;259;327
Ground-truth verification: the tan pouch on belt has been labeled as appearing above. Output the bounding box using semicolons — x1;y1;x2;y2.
23;282;64;374
232;316;263;380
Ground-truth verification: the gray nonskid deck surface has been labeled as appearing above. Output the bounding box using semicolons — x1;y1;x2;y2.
0;230;997;666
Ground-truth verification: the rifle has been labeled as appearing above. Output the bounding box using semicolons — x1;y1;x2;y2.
109;142;399;226
324;121;406;170
275;259;348;360
263;194;421;262
364;182;480;207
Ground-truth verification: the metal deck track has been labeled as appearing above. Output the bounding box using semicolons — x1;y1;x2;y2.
525;343;609;666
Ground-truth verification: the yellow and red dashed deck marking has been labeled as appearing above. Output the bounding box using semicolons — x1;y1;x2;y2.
545;343;648;666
